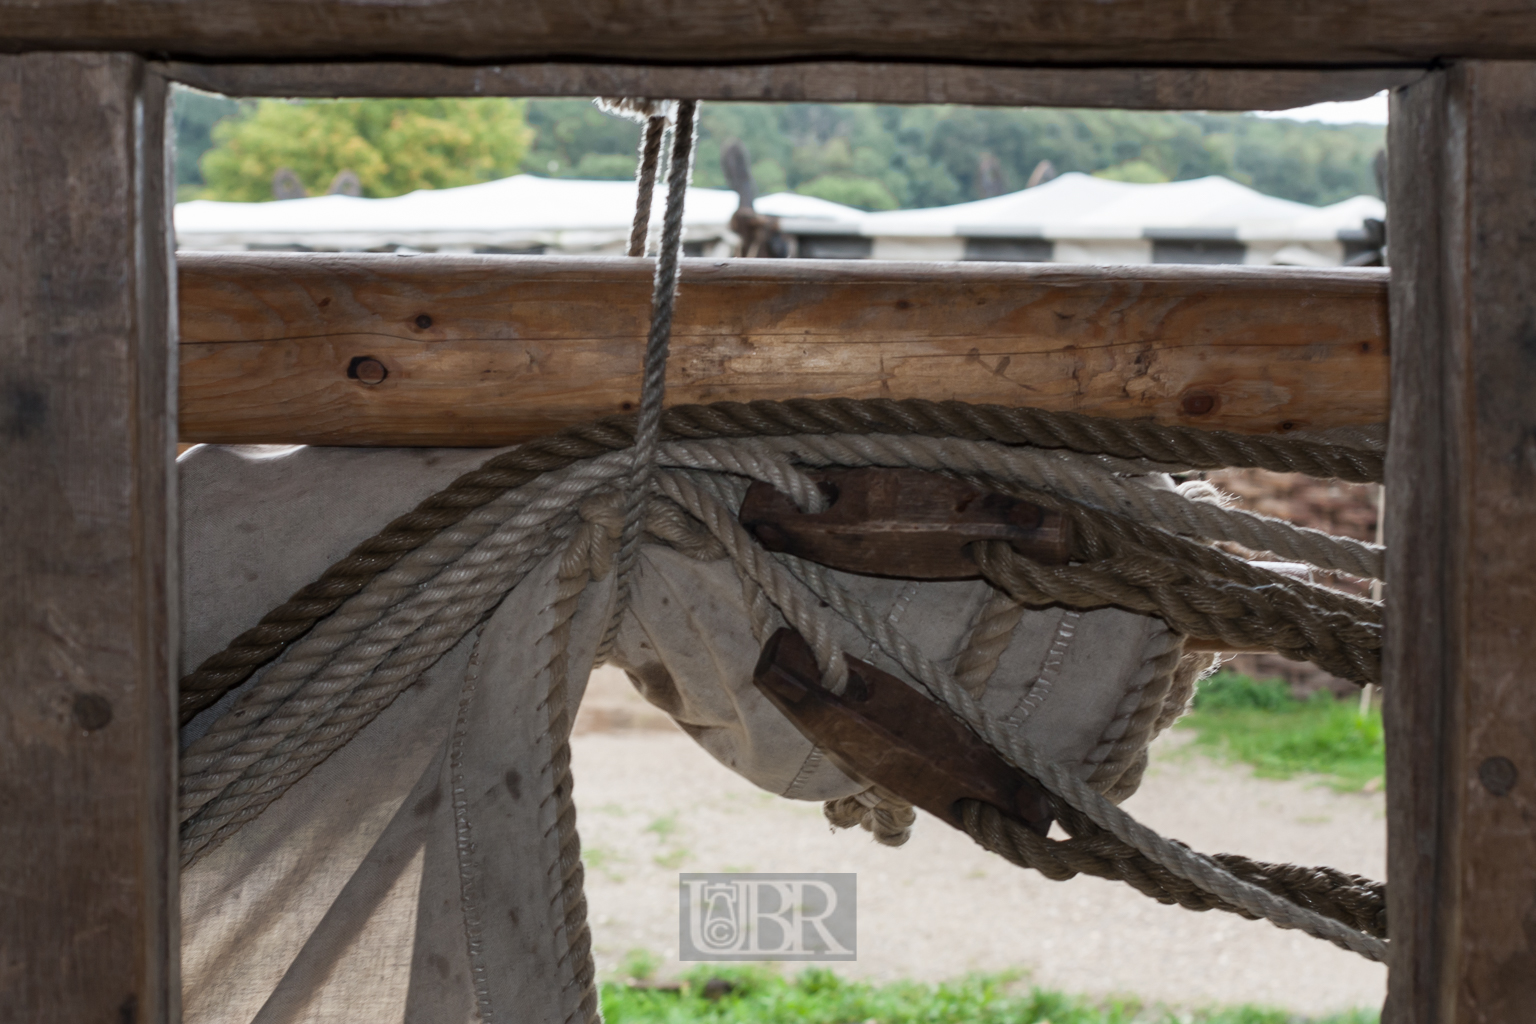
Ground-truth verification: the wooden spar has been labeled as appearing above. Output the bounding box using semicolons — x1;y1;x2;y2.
1385;63;1536;1022
157;61;1423;111
8;1;1536;65
0;54;177;1022
178;254;1389;447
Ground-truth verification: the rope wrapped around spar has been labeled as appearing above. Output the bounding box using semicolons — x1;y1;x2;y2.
177;401;1388;994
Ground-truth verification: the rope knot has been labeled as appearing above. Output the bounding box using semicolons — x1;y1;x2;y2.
824;786;916;847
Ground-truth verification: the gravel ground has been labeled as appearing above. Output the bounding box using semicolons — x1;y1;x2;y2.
572;668;1387;1017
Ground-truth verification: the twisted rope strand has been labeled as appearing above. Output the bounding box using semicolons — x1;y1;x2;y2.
730;432;1381;578
971;542;1381;685
612;99;699;625
181;422;1389;961
652;468;1385;959
961;802;1385;937
629;114;669;257
179;400;1380;723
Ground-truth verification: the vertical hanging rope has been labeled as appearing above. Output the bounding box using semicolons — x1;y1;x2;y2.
606;98;700;650
594;97;676;258
629;114;670;257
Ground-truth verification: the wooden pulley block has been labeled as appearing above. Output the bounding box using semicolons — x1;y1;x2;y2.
738;467;1071;580
752;627;1055;836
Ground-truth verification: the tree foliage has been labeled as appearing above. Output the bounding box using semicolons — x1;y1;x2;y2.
513;101;1382;209
196;97;533;201
179;89;1384;210
173;89;248;196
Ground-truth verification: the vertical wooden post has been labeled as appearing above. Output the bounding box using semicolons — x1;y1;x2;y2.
0;54;177;1022
1386;62;1536;1023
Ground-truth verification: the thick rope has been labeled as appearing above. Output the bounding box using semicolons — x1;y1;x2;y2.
653;468;1386;959
595;97;675;259
655;398;1384;482
177;399;1381;725
180;462;622;861
960;802;1386;938
181;428;1389;959
953;587;1029;695
178;428;1379;850
540;497;622;1024
179;452;776;865
972;543;1380;685
730;432;1382;579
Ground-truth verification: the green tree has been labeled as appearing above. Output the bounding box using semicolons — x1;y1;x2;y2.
181;93;1385;210
796;175;900;210
173;87;248;196
520;98;640;178
199;98;533;201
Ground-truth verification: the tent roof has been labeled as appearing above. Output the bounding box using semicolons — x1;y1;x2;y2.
854;172;1383;241
174;171;1383;249
176;174;761;249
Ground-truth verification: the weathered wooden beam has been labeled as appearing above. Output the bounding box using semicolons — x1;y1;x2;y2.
5;0;1536;66
1384;63;1536;1023
0;54;177;1023
178;253;1388;447
157;60;1423;112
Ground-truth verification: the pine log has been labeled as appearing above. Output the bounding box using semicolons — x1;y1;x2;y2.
178;253;1389;446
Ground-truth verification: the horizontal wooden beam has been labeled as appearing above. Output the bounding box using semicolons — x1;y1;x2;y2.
157;61;1422;111
7;1;1535;66
178;253;1388;447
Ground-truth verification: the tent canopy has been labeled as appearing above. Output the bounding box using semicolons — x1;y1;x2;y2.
175;171;1383;255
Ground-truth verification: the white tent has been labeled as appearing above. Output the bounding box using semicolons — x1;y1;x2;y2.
175;171;1382;266
842;173;1383;264
174;174;863;255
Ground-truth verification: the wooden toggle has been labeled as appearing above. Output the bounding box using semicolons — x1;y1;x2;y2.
752;627;1055;836
739;467;1071;579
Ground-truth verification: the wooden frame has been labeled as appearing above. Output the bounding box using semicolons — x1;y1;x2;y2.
7;1;1536;64
4;9;1533;1021
0;52;178;1023
1384;63;1536;1022
159;60;1422;111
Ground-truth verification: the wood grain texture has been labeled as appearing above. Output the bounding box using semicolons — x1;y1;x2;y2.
1385;62;1536;1023
177;254;1389;446
156;60;1423;111
0;54;177;1023
6;0;1536;64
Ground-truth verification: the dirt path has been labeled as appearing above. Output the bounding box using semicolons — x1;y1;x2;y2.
572;668;1386;1016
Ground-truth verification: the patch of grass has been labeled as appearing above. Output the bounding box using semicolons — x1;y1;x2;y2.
1177;672;1384;791
600;965;1378;1023
618;949;661;983
645;814;680;839
653;848;689;869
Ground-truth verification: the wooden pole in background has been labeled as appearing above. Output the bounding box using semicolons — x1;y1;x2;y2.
1385;62;1536;1022
0;54;178;1023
